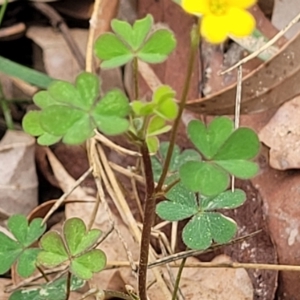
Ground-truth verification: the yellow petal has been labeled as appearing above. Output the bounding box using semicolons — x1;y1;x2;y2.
201;14;229;44
227;0;256;9
182;0;210;15
226;7;256;37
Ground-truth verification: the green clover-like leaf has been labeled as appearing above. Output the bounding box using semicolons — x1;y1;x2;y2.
38;218;106;280
94;16;176;68
23;72;130;145
0;215;46;277
180;118;260;196
9;274;85;300
157;188;245;250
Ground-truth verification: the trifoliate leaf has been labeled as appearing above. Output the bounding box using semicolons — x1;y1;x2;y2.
23;73;130;145
182;118;260;195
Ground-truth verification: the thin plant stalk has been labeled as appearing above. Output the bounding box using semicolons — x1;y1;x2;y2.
138;140;155;300
65;271;71;300
171;258;186;300
156;24;199;192
133;56;139;100
138;24;200;300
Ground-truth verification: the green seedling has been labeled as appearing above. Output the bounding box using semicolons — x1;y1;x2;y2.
0;215;46;277
157;185;246;249
94;14;176;68
38;218;106;280
23;72;130;145
9;274;85;300
131;86;179;153
179;117;260;196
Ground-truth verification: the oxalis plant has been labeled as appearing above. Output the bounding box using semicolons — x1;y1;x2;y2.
0;1;261;299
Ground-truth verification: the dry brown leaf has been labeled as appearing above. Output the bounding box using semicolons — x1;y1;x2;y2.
259;95;300;170
186;30;300;115
0;130;38;216
27;27;88;82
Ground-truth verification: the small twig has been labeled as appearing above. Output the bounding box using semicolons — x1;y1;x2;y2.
94;225;114;248
5;266;68;293
159;239;182;300
31;2;85;69
171;257;186;300
95;131;141;157
221;11;300;74
81;288;134;300
95;144;138;274
36;265;50;283
149;230;262;268
171;221;178;254
109;162;145;185
170;261;300;272
0;23;25;39
42;165;93;225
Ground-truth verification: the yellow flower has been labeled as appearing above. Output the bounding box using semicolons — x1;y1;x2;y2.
182;0;256;44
